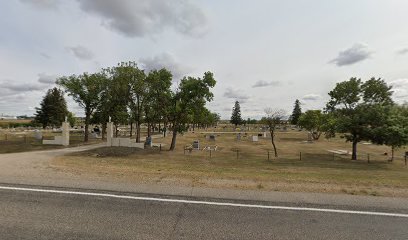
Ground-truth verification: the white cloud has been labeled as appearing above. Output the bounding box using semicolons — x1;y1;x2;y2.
38;73;57;84
223;87;250;103
0;81;45;92
40;52;51;59
66;45;94;60
252;80;281;88
330;43;372;66
140;53;190;80
396;48;408;55
19;0;60;10
302;94;321;101
77;0;208;38
390;79;408;102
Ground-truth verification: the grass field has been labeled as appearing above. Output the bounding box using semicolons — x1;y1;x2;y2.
52;129;408;197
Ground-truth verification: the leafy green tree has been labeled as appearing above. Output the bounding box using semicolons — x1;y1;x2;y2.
57;72;107;142
326;77;393;160
210;112;221;126
169;72;216;150
126;63;147;142
262;108;286;157
193;108;220;129
297;110;336;140
290;99;302;125
67;112;76;127
371;104;408;161
144;68;173;136
34;87;68;128
230;101;243;127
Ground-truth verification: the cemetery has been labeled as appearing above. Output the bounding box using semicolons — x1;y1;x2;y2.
0;62;407;198
50;124;408;197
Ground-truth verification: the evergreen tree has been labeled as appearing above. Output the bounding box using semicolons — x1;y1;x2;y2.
230;101;243;127
290;99;302;125
34;87;68;128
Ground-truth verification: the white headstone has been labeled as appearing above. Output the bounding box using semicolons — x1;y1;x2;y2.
34;130;42;140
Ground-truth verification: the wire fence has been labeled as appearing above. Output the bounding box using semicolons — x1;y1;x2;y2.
179;146;408;168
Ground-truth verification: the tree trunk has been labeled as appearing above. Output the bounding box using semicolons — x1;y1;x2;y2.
163;122;167;137
270;130;278;157
136;123;141;143
84;113;90;142
135;95;141;143
312;132;321;140
352;140;357;160
147;123;151;137
130;122;133;137
170;123;178;151
391;146;395;162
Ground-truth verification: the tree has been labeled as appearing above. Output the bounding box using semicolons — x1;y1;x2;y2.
290;99;302;125
169;72;216;150
57;72;107;142
34;87;68;128
144;68;173;137
326;77;393;160
230;101;243;127
297;110;335;140
371;104;408;161
126;63;147;143
262;108;286;157
67;112;76;127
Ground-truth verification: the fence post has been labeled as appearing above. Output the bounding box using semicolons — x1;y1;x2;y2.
367;154;370;163
267;151;270;161
159;144;162;152
299;152;302;161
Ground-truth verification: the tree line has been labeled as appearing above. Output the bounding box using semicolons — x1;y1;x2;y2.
35;61;219;150
228;78;407;161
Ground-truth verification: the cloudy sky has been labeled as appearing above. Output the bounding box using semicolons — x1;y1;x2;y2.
1;0;408;119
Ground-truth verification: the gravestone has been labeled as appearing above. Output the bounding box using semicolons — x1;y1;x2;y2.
252;135;258;142
145;136;152;147
91;132;98;139
193;140;200;150
34;130;42;140
209;135;216;141
237;133;241;141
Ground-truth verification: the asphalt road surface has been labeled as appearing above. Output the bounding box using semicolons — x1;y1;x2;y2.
1;185;407;240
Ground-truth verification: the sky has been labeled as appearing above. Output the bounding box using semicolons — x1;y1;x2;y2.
1;0;408;119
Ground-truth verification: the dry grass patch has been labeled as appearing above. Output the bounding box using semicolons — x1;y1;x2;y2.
0;131;102;153
52;130;408;197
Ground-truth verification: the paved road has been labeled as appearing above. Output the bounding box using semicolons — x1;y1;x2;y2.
1;185;407;240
